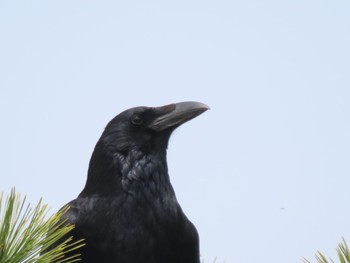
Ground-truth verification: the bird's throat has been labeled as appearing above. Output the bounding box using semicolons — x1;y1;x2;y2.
81;144;176;202
118;149;174;194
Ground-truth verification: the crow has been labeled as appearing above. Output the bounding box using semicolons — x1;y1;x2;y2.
58;101;209;263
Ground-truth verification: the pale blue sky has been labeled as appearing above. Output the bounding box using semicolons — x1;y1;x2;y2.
1;1;350;262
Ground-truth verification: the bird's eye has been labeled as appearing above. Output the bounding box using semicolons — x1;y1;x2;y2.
131;114;143;126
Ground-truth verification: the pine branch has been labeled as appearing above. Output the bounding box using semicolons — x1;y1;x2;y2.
303;238;350;263
0;189;84;263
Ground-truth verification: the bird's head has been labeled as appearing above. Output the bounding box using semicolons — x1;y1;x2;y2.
100;101;209;154
81;101;209;197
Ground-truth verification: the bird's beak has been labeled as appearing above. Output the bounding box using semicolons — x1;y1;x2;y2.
149;101;209;132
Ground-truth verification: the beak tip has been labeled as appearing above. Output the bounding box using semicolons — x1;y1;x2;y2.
203;103;210;111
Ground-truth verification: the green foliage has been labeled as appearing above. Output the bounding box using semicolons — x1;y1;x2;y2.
0;189;84;263
304;238;350;263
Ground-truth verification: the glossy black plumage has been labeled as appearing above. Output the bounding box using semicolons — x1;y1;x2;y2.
58;102;209;263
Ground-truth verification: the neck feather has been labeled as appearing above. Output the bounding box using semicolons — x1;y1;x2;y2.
80;142;176;200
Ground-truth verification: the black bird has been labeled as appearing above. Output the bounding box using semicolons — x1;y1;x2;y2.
59;101;209;263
